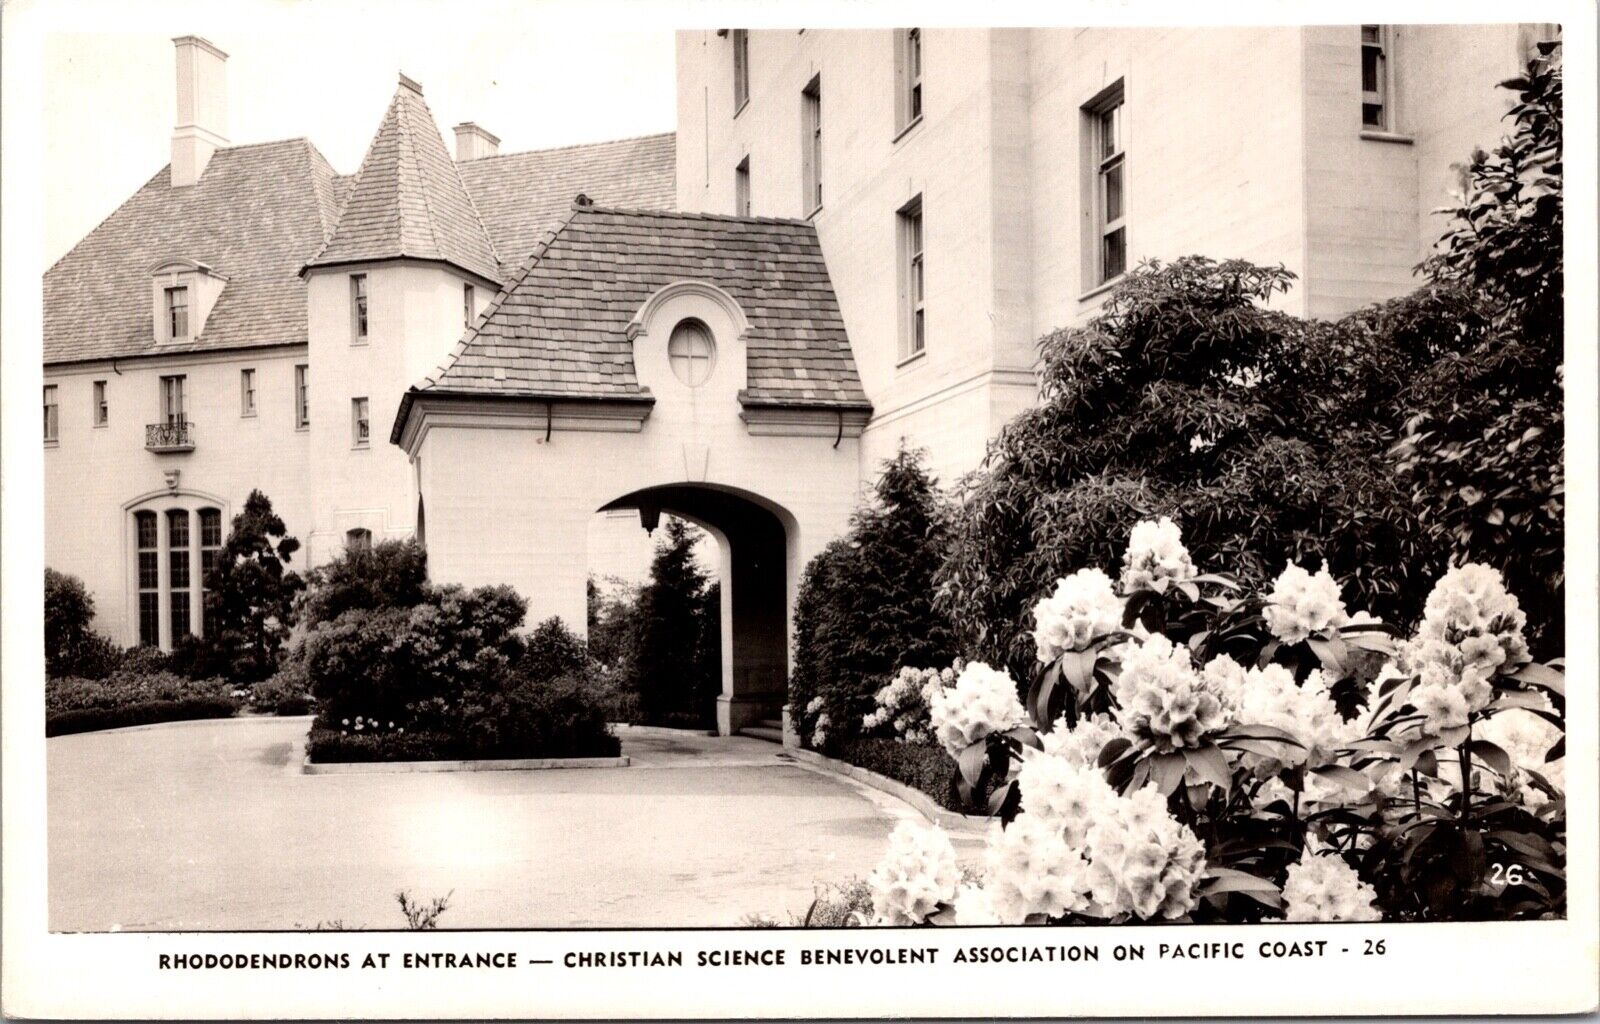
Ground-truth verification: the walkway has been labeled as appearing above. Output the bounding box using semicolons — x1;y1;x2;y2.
47;717;944;931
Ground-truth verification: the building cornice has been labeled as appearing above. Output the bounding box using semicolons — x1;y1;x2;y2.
44;341;308;375
392;388;655;455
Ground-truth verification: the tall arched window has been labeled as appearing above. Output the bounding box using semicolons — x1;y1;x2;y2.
667;319;716;387
135;512;160;647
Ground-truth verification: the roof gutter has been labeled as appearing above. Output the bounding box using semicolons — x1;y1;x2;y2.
389;386;656;446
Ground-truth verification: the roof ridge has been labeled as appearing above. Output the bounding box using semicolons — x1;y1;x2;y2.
467;130;675;163
578;204;815;228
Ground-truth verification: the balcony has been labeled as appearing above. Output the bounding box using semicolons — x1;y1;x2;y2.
146;420;196;453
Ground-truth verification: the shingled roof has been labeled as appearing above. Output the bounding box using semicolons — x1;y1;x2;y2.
400;206;871;430
44;139;342;365
303;76;501;283
457;134;675;263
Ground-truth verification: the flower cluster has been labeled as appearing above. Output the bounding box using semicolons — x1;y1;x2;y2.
862;663;960;745
1016;747;1114;845
1262;561;1349;644
341;714;400;735
1281;848;1381;922
1119;517;1196;593
804;695;832;749
865;821;962;925
1111;634;1234;751
1397;564;1531;737
928;662;1027;759
1032;568;1125;662
1081;785;1206;920
983;813;1094;922
1224;664;1352;772
1038;713;1125;769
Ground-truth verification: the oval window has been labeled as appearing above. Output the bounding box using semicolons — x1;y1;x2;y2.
667;319;716;387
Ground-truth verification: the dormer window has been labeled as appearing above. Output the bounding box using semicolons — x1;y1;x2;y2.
165;287;190;340
149;257;226;344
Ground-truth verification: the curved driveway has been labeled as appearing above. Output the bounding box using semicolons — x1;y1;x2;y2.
48;717;948;931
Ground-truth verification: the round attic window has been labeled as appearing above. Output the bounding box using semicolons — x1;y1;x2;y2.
667;318;716;387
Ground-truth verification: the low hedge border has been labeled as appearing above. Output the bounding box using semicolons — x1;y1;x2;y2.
305;725;621;764
787;741;990;836
46;697;239;738
826;736;967;811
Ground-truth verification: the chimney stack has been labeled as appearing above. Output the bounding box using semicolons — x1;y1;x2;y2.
171;36;229;187
453;122;501;161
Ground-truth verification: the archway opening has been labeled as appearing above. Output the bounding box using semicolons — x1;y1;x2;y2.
588;484;793;736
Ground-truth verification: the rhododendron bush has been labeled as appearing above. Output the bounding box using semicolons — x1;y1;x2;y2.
855;518;1564;925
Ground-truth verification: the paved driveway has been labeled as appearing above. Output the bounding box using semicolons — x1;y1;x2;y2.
47;717;947;932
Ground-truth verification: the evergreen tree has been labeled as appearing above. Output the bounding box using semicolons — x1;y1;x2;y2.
205;490;304;681
632;518;720;727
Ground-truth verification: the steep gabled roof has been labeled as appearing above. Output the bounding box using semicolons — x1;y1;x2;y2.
44;138;340;364
405;206;870;419
303;76;501;283
457;133;675;263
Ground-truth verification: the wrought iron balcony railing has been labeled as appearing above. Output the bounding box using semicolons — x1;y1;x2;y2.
145;420;195;453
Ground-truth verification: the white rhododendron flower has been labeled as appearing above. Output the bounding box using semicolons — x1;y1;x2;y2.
951;883;1002;926
984;814;1094;923
1016;747;1117;846
1032;568;1125;662
1039;713;1126;769
928;662;1027;759
866;821;961;925
1469;706;1565;807
1262;561;1349;644
1111;634;1234;751
1119;517;1197;593
1225;665;1354;772
1082;785;1206;921
1281;849;1381;922
862;663;959;745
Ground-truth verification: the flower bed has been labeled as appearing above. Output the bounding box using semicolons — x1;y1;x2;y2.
46;672;239;736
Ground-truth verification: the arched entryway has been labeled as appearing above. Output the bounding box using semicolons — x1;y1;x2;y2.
596;484;793;735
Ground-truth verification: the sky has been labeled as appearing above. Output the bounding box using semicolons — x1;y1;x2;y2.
44;16;678;264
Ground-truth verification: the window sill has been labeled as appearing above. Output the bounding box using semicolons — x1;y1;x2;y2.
1078;273;1128;303
92;423;107;430
896;349;927;370
892;115;924;145
351;339;369;347
241;411;257;419
351;444;370;451
295;425;310;433
44;439;59;449
1359;129;1414;145
733;98;749;119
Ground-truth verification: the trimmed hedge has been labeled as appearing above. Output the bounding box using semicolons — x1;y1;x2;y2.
46;672;240;736
306;727;467;763
47;697;240;737
827;736;963;812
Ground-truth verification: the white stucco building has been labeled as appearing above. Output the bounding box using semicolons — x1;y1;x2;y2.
45;26;1551;732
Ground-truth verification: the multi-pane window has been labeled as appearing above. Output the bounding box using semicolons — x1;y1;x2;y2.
346;528;373;554
802;76;822;213
463;283;475;328
896;28;923;132
352;397;370;447
136;511;160;647
1087;87;1126;285
1361;25;1392;130
241;368;257;416
93;380;108;427
43;385;58;442
295;364;309;428
161;375;187;425
898;197;926;361
200;508;222;637
168;510;191;641
667;320;716;387
351;274;369;341
732;29;750;111
165;286;189;340
735;157;751;217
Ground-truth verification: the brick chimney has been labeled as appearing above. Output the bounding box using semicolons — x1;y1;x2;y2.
453;122;501;161
171;36;228;187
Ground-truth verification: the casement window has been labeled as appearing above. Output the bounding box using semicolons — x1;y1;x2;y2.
160;375;187;425
199;508;222;637
667;319;716;387
735;156;751;217
346;527;373;554
167;509;192;641
1084;83;1127;287
1361;26;1396;130
732;29;750;112
352;397;370;447
136;511;160;647
165;286;190;340
294;364;310;428
898;197;926;362
463;283;475;328
351;274;369;342
895;28;923;133
43;385;59;443
93;380;108;427
240;368;257;416
801;75;822;214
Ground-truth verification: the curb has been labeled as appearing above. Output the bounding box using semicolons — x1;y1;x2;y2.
301;754;630;775
782;747;992;836
609;723;719;738
48;712;315;739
